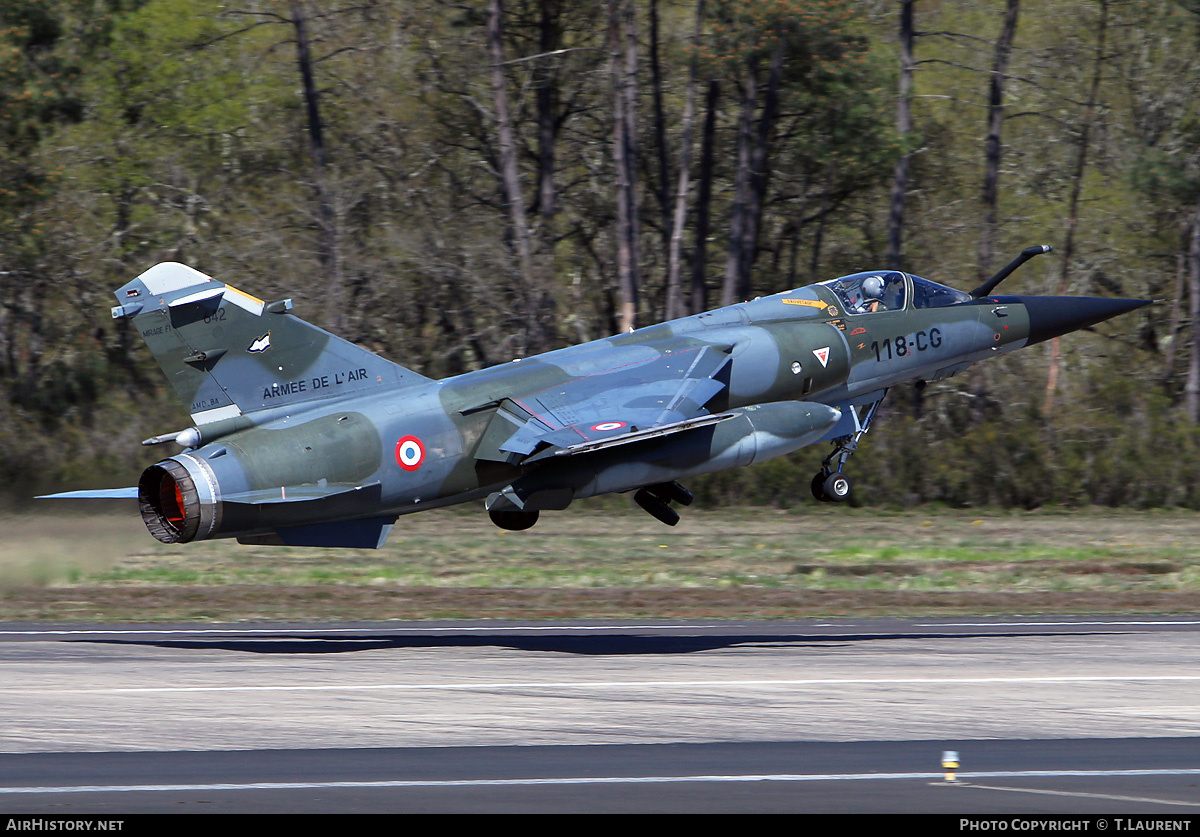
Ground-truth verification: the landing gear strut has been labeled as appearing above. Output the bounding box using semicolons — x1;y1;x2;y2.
811;392;887;504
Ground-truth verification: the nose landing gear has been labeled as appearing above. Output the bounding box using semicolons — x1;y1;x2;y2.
810;391;887;504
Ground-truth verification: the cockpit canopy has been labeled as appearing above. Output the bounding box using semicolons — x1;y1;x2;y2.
819;271;970;314
821;271;906;313
910;274;972;308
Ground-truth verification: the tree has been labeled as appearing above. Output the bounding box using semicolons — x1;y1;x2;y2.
703;0;890;303
1124;1;1200;422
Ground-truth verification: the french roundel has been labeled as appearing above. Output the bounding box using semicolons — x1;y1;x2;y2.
590;421;627;432
394;436;426;471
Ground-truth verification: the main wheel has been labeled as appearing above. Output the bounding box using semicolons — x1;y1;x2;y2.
821;471;852;503
634;488;680;526
488;508;540;531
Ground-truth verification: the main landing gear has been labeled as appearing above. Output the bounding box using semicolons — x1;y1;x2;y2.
633;481;693;526
488;508;539;531
811;392;887;504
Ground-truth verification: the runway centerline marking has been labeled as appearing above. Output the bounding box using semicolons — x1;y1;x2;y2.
917;620;1200;627
4;769;1200;796
4;674;1199;695
963;782;1199;807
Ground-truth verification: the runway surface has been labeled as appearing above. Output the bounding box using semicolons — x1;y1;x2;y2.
1;617;1199;813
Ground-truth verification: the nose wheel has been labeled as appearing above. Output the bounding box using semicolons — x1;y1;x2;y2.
812;470;852;503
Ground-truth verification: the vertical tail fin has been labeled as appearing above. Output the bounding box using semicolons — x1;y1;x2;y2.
113;263;430;424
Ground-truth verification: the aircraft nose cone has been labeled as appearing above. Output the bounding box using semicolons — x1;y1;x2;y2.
1015;295;1151;345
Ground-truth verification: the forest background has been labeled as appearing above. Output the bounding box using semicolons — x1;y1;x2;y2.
2;0;1198;511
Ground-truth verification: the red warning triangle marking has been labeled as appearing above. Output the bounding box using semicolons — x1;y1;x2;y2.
813;347;830;368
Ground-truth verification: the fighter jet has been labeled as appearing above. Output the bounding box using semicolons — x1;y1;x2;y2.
41;245;1149;548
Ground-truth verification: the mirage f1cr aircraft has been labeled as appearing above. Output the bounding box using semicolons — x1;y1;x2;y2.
41;245;1149;548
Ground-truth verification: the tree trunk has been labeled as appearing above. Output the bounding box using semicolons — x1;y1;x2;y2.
978;0;1021;283
487;0;541;353
740;42;784;289
691;79;719;315
1044;0;1107;416
536;0;560;225
609;0;639;333
721;59;759;307
1162;242;1186;388
1187;195;1200;423
291;1;343;333
665;0;705;322
722;42;783;306
648;0;671;257
886;0;915;271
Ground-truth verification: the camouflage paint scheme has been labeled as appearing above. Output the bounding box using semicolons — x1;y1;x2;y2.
44;250;1149;548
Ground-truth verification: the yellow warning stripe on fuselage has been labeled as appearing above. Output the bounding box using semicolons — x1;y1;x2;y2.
782;298;826;308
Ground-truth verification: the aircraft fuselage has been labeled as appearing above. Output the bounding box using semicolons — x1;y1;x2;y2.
47;257;1146;548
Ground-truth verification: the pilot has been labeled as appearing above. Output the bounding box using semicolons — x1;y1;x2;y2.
856;275;886;313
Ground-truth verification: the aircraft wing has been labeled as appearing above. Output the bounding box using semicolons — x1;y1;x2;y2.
474;343;732;463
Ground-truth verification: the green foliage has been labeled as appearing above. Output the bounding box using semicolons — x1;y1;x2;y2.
1130;149;1200;207
702;0;863;72
0;0;1197;508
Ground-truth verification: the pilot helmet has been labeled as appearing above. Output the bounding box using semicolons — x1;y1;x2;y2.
862;275;885;300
